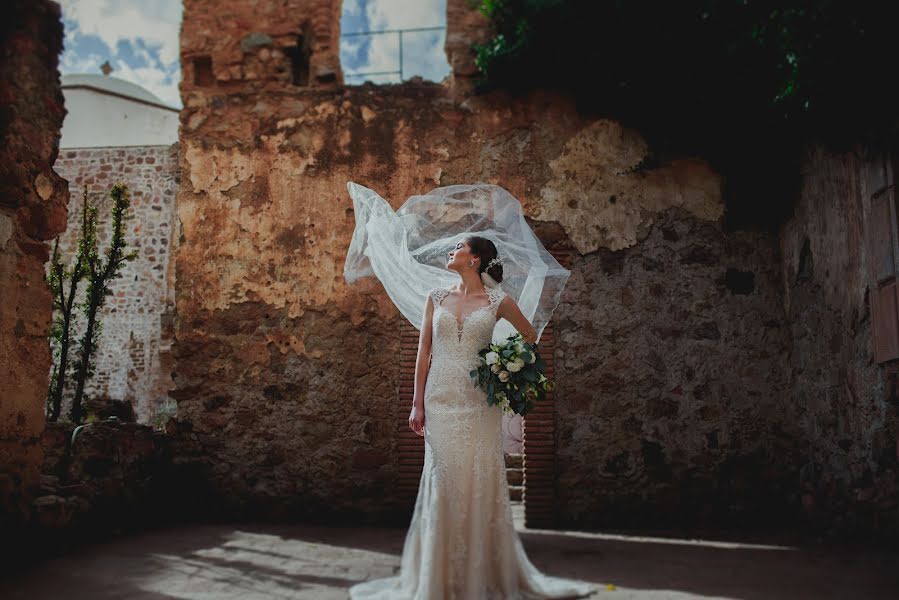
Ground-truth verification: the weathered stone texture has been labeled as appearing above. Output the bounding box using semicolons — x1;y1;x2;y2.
3;420;214;568
538;119;724;253
553;206;791;528
445;0;493;84
0;0;889;551
778;146;898;537
170;0;895;538
173;0;772;524
37;421;159;530
52;145;180;425
0;0;69;528
180;0;343;93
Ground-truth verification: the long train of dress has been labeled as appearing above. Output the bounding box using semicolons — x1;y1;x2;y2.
349;286;598;600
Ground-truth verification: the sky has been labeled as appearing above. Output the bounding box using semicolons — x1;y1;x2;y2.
58;0;451;109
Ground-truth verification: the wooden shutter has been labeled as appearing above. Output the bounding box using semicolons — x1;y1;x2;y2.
397;319;424;507
522;247;574;528
867;152;899;363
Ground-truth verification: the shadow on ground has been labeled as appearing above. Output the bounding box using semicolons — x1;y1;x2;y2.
1;518;897;599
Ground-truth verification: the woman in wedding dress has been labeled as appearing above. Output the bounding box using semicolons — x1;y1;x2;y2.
349;236;597;600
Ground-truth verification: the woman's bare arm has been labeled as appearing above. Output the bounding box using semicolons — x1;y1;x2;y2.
496;295;538;344
409;293;434;436
413;294;434;405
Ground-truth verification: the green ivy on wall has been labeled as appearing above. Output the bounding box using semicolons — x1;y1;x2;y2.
470;1;897;229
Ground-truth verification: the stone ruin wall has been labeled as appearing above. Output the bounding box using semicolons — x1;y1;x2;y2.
0;0;69;529
173;0;795;525
778;146;898;532
1;0;891;539
52;145;180;425
554;207;792;528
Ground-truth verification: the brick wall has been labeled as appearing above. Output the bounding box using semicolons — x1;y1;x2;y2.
52;145;179;425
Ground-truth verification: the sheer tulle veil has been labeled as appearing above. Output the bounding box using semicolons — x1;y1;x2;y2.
343;181;570;344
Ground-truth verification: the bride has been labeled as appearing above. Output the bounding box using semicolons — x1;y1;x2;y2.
349;235;597;599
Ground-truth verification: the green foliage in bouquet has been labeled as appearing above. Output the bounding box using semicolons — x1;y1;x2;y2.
469;332;553;416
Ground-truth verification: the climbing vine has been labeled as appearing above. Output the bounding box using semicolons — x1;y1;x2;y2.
470;1;897;228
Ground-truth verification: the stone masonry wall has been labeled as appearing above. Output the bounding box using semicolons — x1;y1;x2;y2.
0;0;884;540
171;0;794;525
52;145;180;425
553;206;792;529
777;145;898;537
0;0;69;529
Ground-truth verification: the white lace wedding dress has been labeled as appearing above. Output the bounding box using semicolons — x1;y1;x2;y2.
349;286;598;600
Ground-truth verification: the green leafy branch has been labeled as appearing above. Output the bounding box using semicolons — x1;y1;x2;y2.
47;183;138;424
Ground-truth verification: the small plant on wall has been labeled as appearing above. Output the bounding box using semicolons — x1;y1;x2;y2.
47;183;138;424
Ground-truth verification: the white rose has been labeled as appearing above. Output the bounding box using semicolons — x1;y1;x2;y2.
491;363;501;373
506;358;525;372
485;351;499;365
498;370;510;382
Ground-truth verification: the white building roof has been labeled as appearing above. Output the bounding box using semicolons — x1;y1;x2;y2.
61;74;176;111
59;74;179;148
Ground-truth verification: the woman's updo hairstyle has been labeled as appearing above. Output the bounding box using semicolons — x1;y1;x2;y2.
466;236;503;284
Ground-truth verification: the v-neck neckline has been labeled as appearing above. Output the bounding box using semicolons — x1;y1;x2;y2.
444;303;492;341
438;288;492;342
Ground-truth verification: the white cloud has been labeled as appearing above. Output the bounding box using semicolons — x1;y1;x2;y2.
364;0;446;30
342;0;365;17
59;0;181;65
342;0;450;84
58;0;182;107
111;60;181;108
61;50;104;75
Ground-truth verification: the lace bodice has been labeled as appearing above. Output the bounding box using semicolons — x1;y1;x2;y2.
419;286;507;420
429;285;506;367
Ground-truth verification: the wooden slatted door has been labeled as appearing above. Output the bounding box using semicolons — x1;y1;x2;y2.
397;320;424;506
866;153;899;363
522;320;556;528
523;248;575;529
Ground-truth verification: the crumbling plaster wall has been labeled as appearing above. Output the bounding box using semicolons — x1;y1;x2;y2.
0;0;69;528
172;0;793;525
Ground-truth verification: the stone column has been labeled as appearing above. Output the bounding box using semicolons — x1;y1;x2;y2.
0;0;69;530
445;0;494;96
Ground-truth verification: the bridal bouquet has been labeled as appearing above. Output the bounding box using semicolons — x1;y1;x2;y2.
469;333;554;416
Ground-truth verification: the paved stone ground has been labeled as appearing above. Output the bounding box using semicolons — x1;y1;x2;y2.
3;507;897;599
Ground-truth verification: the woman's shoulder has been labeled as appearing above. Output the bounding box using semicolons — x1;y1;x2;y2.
487;285;507;304
428;287;451;303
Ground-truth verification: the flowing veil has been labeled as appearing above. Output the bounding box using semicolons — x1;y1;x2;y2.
343;181;570;344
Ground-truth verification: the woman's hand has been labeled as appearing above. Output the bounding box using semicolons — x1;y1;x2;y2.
409;402;425;437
